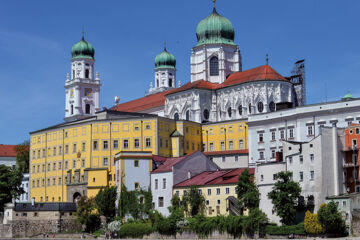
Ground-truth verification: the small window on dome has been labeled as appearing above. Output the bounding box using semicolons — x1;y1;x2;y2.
186;110;190;121
248;103;252;114
203;109;210;120
210;56;219;76
238;105;243;116
269;101;276;112
228;107;232;118
174;113;179;121
257;102;264;113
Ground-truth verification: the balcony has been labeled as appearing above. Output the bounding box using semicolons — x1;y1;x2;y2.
343;145;359;152
345;177;360;184
343;162;359;168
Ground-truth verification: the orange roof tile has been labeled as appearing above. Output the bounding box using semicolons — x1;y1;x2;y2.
165;80;220;95
0;145;17;157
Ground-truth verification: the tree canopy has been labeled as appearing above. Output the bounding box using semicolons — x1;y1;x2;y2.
236;169;260;213
182;185;205;217
15;140;29;173
267;171;301;225
318;202;346;236
0;164;24;211
75;196;100;233
95;185;117;223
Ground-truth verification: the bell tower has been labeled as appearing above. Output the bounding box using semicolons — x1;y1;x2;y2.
65;32;101;122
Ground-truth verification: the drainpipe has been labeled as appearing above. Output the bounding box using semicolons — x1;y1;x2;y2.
333;126;340;196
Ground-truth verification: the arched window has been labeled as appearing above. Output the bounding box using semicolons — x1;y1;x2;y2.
203;109;210;120
85;69;89;79
174;112;179;121
72;70;75;79
227;107;232;118
156;79;159;87
169;78;173;87
257;102;264;113
238;105;243;116
85;104;90;114
210;56;219;76
248;103;252;114
186;110;190;121
71;105;74;115
269;101;276;112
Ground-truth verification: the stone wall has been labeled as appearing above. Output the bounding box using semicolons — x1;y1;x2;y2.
1;218;81;238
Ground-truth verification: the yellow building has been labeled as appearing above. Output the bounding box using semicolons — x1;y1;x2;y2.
173;168;253;216
29;110;206;203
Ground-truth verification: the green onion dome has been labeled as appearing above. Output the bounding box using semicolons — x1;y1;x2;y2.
71;36;95;60
154;47;176;69
196;7;235;46
342;93;355;100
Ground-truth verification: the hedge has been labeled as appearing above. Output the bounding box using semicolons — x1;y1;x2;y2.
118;222;154;238
266;223;305;235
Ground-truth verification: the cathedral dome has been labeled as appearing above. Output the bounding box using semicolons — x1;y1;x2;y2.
71;37;95;60
154;47;176;69
196;7;235;46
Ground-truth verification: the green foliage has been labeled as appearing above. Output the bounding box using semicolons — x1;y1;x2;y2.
304;210;324;234
318;202;346;236
119;185;153;220
236;169;260;213
92;229;104;237
0;164;24;211
266;222;305;235
244;208;268;237
225;215;244;238
182;185;205;217
118;222;154;238
95;185;117;223
154;199;185;236
267;171;301;225
75;196;100;233
15;141;29;174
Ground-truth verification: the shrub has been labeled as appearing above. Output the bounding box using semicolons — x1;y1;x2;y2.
243;208;268;237
266;222;305;235
225;215;244;238
318;201;346;236
304;210;324;234
85;214;101;233
118;222;154;238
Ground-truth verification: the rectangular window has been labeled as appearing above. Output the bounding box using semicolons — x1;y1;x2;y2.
299;171;304;181
186;141;189;150
37;165;40;173
82;159;85;168
307;126;313;136
310;154;314;162
289;129;294;138
209;143;214;151
216;188;220;195
158;197;164;207
59;146;62;155
58;162;62;170
300;155;304;164
155;179;158;190
222;156;225;162
43;149;46;157
225;187;230;194
134;160;139;167
220;141;225;150
192;142;195;150
58;177;62;185
123;139;129;149
103;141;108;150
239;140;244;149
134;139;140;148
280;130;285;140
146;138;151;148
271;131;276;141
259;151;264;160
134;182;140;191
159;138;163;148
165;139;168;148
310;170;314;180
82;142;86;152
73;143;77;153
42;164;45;172
229;141;234;150
207;189;211;195
235;156;238;162
37;150;40;159
65;161;68;170
271;149;276;159
258;133;264;142
162;178;166;189
103;157;108;166
48;163;51;171
93;141;98;150
73;160;76;168
289;156;293;164
53;163;56;170
113;140;119;149
53;147;56;156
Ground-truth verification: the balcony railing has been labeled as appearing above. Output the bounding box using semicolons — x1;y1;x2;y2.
343;162;359;168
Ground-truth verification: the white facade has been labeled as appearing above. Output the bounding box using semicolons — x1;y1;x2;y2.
65;57;101;121
151;171;173;216
208;154;248;169
148;68;176;95
16;173;29;203
190;44;241;84
0;156;16;168
248;98;360;165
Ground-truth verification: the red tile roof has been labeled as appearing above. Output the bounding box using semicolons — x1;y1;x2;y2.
152;155;188;173
174;168;254;187
203;149;248;156
111;65;287;113
0;145;17;157
222;65;288;87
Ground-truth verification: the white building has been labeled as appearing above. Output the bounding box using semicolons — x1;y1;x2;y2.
65;34;101;122
256;127;346;223
16;173;30;203
151;151;218;216
0;144;17;167
248;97;360;165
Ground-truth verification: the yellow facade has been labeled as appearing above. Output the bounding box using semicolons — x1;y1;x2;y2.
174;184;238;217
201;120;248;152
29;112;210;202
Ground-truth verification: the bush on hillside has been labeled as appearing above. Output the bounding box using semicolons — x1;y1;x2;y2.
118;222;154;239
266;222;305;235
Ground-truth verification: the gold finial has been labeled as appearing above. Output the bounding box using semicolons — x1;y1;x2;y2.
82;27;84;40
213;0;216;8
266;54;269;65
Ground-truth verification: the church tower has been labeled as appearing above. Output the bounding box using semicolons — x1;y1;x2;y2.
190;0;242;84
65;33;101;122
148;44;176;95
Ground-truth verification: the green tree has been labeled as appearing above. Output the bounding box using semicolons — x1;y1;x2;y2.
15;141;29;173
318;202;346;236
236;169;260;213
182;185;205;217
75;196;101;233
244;208;268;237
0;165;24;211
95;185;117;223
267;171;301;225
119;185;153;220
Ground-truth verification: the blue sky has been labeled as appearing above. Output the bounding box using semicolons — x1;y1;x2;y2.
1;0;360;144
